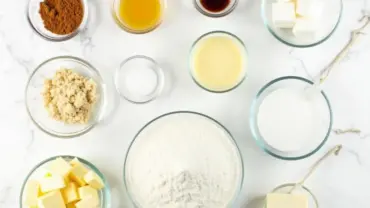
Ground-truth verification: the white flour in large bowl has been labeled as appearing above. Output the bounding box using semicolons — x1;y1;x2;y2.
125;112;243;208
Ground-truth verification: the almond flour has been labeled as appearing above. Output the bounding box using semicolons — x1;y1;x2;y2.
43;69;97;124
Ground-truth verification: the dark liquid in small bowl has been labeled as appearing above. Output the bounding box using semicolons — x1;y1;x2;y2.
200;0;230;13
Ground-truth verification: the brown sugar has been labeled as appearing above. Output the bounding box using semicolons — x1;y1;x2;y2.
39;0;84;35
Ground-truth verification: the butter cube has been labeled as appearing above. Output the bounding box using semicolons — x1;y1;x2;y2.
84;171;104;190
70;158;82;166
40;175;66;193
293;18;317;39
75;197;99;208
296;0;313;16
78;186;99;206
48;157;72;177
69;161;89;186
24;180;40;207
61;182;79;204
272;2;296;28
38;190;66;208
266;193;308;208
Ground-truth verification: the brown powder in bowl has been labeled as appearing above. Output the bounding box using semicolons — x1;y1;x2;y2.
39;0;84;35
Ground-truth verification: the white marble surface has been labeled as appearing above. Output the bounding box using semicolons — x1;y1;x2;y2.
1;0;370;207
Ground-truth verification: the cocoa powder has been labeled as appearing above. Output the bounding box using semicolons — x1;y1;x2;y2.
39;0;84;35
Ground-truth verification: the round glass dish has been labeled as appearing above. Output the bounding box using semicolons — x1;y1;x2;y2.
123;111;244;207
114;55;164;104
194;0;238;18
27;0;89;41
265;183;319;208
189;31;248;93
25;56;107;138
111;0;166;34
20;155;111;208
261;0;343;48
250;76;333;160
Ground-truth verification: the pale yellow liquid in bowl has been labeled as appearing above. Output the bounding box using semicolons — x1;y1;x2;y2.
192;33;247;92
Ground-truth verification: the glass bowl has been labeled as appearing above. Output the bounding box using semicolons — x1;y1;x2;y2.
250;76;333;160
25;56;107;138
27;0;89;41
20;155;111;208
111;0;166;34
123;111;244;207
265;183;319;208
189;31;248;93
261;0;343;48
114;55;165;104
193;0;238;18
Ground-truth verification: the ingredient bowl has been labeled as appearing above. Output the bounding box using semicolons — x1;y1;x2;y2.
25;56;107;138
27;0;89;41
250;76;332;160
20;155;111;208
261;0;342;48
193;0;238;18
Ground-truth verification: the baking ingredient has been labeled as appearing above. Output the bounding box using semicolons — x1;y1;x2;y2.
296;0;316;17
266;193;308;208
257;88;329;152
24;180;40;207
123;65;158;97
125;112;242;207
23;157;105;207
43;69;97;124
84;171;105;189
38;190;66;208
39;0;84;35
293;18;317;39
200;0;231;13
192;33;246;92
118;0;162;32
272;2;296;28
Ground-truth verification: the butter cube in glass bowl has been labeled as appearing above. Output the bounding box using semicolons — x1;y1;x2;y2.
261;0;343;47
20;155;111;208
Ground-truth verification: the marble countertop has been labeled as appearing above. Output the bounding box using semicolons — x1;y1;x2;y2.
1;0;370;207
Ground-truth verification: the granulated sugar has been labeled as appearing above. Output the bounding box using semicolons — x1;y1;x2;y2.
125;113;242;208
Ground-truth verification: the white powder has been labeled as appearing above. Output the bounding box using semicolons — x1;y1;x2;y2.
125;113;242;208
124;66;158;96
257;88;330;152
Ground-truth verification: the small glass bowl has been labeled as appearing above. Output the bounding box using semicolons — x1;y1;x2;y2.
20;155;111;208
25;56;107;138
189;31;248;93
194;0;238;18
27;0;89;41
261;0;343;48
250;76;333;160
123;111;244;207
265;183;319;208
114;55;165;104
111;0;166;34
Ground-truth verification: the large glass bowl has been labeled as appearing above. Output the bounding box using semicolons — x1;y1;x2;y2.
123;111;244;207
25;56;107;138
20;155;111;208
250;76;333;160
261;0;343;48
27;0;89;41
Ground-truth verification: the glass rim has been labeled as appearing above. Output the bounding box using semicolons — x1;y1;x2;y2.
260;0;343;48
114;55;165;104
110;0;166;34
193;0;239;18
19;155;111;208
25;56;107;139
249;76;333;160
189;30;248;93
27;0;89;42
123;111;245;207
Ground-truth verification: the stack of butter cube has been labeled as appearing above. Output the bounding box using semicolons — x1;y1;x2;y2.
272;0;323;39
23;157;105;208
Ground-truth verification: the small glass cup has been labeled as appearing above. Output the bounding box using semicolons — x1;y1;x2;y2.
27;0;89;41
114;55;165;104
193;0;238;18
264;183;319;208
111;0;166;34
